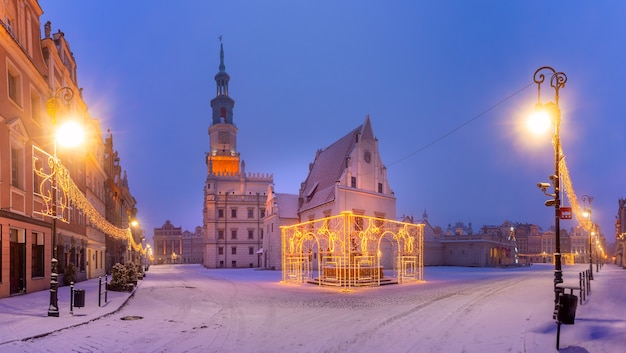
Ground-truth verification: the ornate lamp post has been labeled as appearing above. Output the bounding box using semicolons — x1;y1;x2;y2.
45;86;74;317
532;66;567;303
581;195;594;279
34;86;85;317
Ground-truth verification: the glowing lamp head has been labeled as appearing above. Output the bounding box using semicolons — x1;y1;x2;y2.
526;104;552;135
56;121;85;148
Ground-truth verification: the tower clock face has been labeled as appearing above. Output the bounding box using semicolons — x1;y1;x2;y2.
218;132;229;145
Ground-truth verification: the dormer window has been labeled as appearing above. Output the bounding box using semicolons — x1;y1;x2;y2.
306;182;319;202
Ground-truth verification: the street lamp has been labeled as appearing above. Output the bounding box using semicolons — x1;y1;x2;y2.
145;243;151;271
581;195;594;279
130;218;141;264
43;86;79;317
531;66;567;304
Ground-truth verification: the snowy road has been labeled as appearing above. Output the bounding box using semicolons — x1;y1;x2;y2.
4;264;610;352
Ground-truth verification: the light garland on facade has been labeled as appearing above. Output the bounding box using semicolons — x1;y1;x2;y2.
64;164;152;256
64;162;151;255
63;164;131;240
558;146;593;232
33;145;138;243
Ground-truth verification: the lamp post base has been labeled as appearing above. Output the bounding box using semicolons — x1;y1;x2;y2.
48;258;59;317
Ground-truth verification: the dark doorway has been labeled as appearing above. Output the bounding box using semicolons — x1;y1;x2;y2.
10;229;26;294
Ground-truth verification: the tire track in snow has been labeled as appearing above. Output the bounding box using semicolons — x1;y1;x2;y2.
326;276;523;353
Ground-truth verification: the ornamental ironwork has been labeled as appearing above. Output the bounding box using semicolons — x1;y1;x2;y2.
281;211;424;289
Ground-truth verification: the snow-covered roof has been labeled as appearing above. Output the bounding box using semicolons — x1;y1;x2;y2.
299;117;374;212
274;193;299;219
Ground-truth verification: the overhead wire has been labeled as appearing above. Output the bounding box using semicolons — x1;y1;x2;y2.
387;81;535;167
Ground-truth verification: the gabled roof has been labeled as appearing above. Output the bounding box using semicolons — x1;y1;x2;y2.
274;193;299;219
299;116;374;212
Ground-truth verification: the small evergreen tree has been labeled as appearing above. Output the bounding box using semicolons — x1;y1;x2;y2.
125;262;138;283
109;262;130;291
63;263;76;286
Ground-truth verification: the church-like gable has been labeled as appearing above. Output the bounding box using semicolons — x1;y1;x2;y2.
298;115;395;219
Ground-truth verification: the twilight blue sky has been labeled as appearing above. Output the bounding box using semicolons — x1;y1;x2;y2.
40;1;626;245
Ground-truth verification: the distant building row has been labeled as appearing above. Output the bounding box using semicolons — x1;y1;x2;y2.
152;221;203;264
420;218;608;267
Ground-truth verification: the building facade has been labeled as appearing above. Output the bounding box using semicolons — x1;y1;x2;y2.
0;1;139;298
297;116;396;223
262;188;298;270
182;226;203;264
202;42;272;269
615;198;626;267
103;134;138;272
153;220;182;264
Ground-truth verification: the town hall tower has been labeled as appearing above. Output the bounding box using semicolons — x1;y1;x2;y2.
203;40;273;268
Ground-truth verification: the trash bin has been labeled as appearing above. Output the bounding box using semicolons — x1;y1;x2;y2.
557;293;577;324
74;289;85;308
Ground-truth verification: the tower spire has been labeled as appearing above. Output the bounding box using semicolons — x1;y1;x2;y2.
207;38;239;174
219;35;225;73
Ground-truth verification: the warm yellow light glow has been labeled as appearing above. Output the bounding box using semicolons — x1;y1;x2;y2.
281;212;424;288
526;109;551;135
131;220;139;227
56;121;85;148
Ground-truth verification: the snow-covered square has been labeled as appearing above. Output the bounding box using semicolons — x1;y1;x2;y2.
2;263;625;353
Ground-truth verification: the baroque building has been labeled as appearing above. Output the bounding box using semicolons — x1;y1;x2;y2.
103;133;139;272
202;42;272;268
0;1;139;298
153;220;182;264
